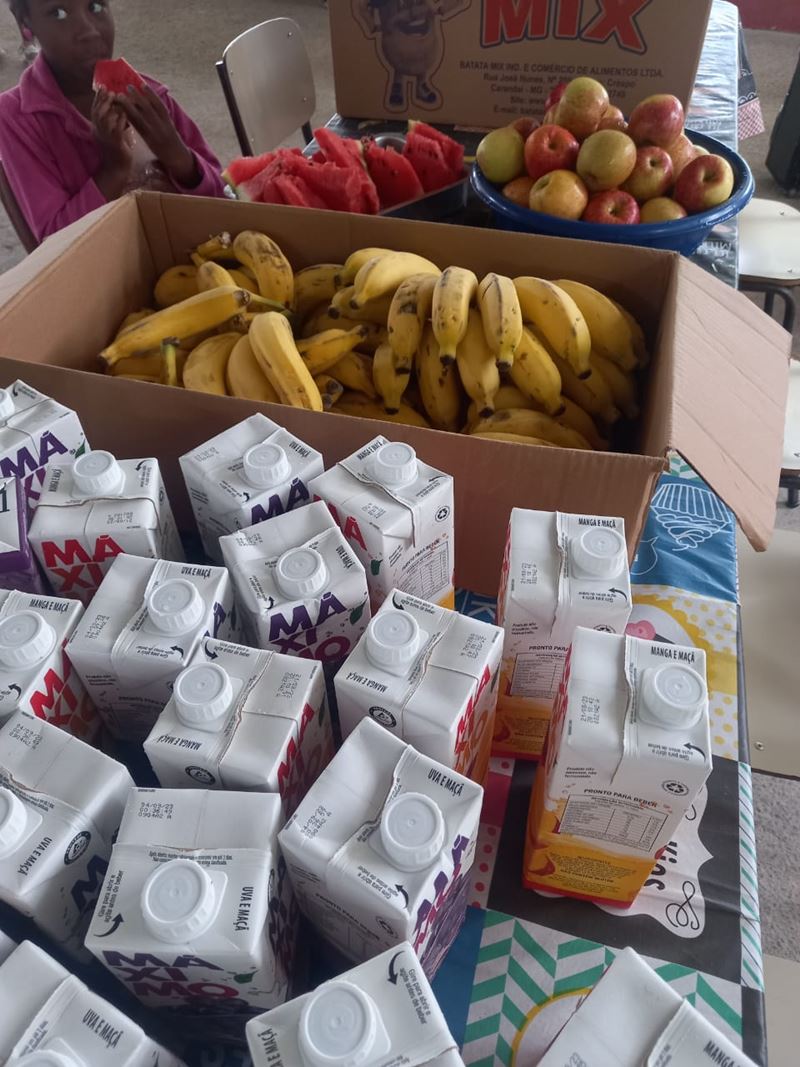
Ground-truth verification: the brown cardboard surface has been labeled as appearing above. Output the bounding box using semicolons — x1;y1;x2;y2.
328;0;712;127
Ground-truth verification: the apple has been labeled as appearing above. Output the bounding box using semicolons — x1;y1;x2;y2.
476;126;525;184
621;146;674;201
583;189;640;225
529;169;589;221
511;115;539;139
597;105;627;132
640;197;687;223
503;175;535;208
673;153;734;213
576;129;637;192
628;94;684;147
524;124;580;181
542;105;558;125
544;81;568;114
665;132;701;178
553;76;609;140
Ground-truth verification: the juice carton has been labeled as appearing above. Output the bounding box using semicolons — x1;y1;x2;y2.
29;451;184;604
220;500;370;664
279;717;482;977
66;555;237;742
524;627;712;907
180;414;324;563
0;477;46;594
246;942;465;1067
335;589;502;784
0;589;99;741
143;637;333;813
0;381;87;510
0;940;185;1066
85;788;296;1031
537;947;757;1067
495;508;632;760
0;709;132;951
309;437;455;612
0;929;16;963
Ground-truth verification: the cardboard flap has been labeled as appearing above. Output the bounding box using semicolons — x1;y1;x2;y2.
669;259;791;550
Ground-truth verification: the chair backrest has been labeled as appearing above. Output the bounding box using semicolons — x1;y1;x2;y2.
218;18;316;157
0;160;37;254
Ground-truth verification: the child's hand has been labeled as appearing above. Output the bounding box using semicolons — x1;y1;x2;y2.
118;85;200;187
92;88;132;175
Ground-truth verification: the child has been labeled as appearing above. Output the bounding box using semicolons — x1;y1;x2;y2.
0;0;225;244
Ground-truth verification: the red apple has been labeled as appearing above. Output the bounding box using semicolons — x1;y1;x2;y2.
639;197;687;223
582;190;640;225
665;133;702;178
511;116;539;139
503;175;535;207
542;105;558;125
673;153;735;213
529;169;589;221
524;124;580;181
628;94;685;147
597;105;627;132
544;81;568;114
554;76;609;140
621;146;674;201
576;129;637;192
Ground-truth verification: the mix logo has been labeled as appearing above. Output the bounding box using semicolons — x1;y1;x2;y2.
480;0;654;54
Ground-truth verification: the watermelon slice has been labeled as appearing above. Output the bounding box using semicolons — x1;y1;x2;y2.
363;141;424;209
281;156;365;213
403;132;455;193
407;121;464;178
223;151;276;189
236;168;284;204
273;174;329;210
93;58;145;94
314;128;365;170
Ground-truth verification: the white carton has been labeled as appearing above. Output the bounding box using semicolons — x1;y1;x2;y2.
0;380;88;510
537;947;756;1067
0;589;99;742
143;637;333;814
85;788;296;1029
180;414;324;563
0;477;46;594
0;940;184;1066
0;709;132;950
0;929;16;963
279;717;482;977
309;437;455;612
496;508;632;760
335;589;502;784
246;942;465;1067
29;451;184;604
67;555;237;741
220;500;370;663
524;627;712;906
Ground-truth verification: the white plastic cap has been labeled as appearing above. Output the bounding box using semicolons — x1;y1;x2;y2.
18;1054;79;1067
141;858;217;943
379;792;445;871
174;663;233;729
0;610;57;669
571;526;626;579
365;610;421;674
299;982;380;1067
71;450;124;497
242;440;290;489
0;389;15;420
146;579;204;636
0;787;27;859
370;441;418;488
276;547;328;599
640;664;708;730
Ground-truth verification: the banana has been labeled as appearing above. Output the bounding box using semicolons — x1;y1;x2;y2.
294;264;343;319
116;308;155;334
182;333;239;395
154;265;198;308
551;353;621;425
197;260;237;292
590;352;640;419
455;308;500;418
110;352;163;378
355;324;389;354
337;247;396;287
432;266;478;365
556;397;610;450
469;409;592;450
329;286;393;325
472;432;557;447
373;341;411;414
194;232;233;261
554;279;637;371
249;312;323;411
328;351;377;398
333;390;432;428
297;326;369;376
387;273;437;371
232;230;294;307
477;273;522;370
229;268;259;294
509;326;564;415
352;252;440;308
513;277;591;379
160;338;179;387
416;323;463;432
101;288;251;365
609;297;649;365
226;335;280;403
301;306;342;337
314;374;344;410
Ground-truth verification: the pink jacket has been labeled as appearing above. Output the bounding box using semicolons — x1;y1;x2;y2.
0;55;226;243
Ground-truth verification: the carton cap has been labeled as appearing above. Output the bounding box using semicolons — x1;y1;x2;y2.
380;792;445;871
571;526;626;579
0;787;27;858
365;610;422;673
72;450;124;496
0;610;57;669
174;663;233;728
243;440;291;489
19;1054;78;1067
370;441;418;488
0;388;14;419
299;981;380;1067
141;858;217;943
276;547;328;599
146;579;204;635
640;664;707;729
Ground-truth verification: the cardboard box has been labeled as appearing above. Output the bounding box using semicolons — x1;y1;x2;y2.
0;194;789;599
328;0;712;126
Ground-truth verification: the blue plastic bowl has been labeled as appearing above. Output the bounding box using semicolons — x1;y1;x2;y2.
470;129;754;255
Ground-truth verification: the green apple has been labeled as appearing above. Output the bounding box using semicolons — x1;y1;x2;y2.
477;127;525;184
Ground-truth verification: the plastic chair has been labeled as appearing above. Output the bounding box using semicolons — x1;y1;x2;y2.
216;18;315;158
0;160;38;254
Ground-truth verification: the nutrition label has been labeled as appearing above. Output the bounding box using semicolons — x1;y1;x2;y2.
511;649;565;699
560;795;667;853
402;542;450;603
